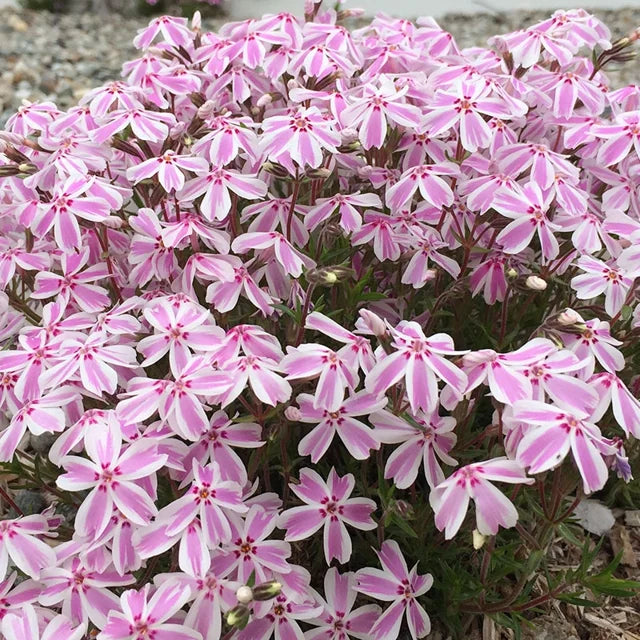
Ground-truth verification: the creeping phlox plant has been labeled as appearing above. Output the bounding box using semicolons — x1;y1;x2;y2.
1;1;640;638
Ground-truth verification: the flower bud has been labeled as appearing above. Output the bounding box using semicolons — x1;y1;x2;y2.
358;309;387;337
252;581;282;601
191;10;201;30
472;529;487;549
340;127;359;143
337;8;364;18
306;266;355;286
235;586;253;604
525;275;547;291
256;94;273;108
306;167;332;180
197;99;216;119
557;308;583;326
506;267;518;280
261;162;291;179
284;406;302;421
287;79;299;91
226;604;250;628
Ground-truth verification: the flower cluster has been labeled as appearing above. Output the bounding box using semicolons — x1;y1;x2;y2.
1;2;639;639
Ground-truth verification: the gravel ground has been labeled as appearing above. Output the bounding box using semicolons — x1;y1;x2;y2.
1;5;640;126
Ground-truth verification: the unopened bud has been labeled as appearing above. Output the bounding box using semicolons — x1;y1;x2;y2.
358;309;387;337
252;581;282;601
306;266;356;286
226;604;250;628
287;79;299;91
472;529;487;550
235;586;253;604
101;216;124;229
261;162;290;179
525;275;547;291
506;268;518;279
306;167;332;180
284;407;302;421
197;99;215;119
557;308;582;326
340;127;359;144
256;94;273;108
391;499;414;519
191;10;201;30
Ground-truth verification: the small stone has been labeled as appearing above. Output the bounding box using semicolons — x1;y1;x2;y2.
7;14;28;33
625;510;640;527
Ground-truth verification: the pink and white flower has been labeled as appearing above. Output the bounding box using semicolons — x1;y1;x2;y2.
278;468;376;564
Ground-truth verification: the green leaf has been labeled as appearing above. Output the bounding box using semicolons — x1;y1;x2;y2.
557;523;583;547
556;593;600;608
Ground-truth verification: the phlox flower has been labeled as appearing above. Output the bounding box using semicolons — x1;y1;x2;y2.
138;297;224;372
490;27;576;69
385;163;458;211
0;239;50;289
30;177;111;251
355;540;432;640
179;166;267;222
32;248;111;313
39;556;134;629
469;252;509;304
0;386;78;462
237;593;323;640
2;605;85;640
341;81;422;150
350;212;404;262
304;192;382;233
594;111;640;166
278;468;376;565
294;390;384;462
306;568;381;640
116;355;234;440
492;182;561;259
161;569;239;640
232;231;315;278
133;15;193;48
128;208;178;285
126;150;209;193
512;400;616;493
39;332;137;397
0;572;42;620
570;255;633;317
429;458;533;539
182;410;263;485
589;372;640;438
217;505;292;584
560;316;625;375
304;311;376;374
57;417;167;540
155;460;247;548
5;100;59;136
91;107;176;144
281;343;359;412
218;353;292;407
205;257;276;317
261;106;341;169
462;338;561;406
192;114;259;166
371;409;457;489
495;142;577;190
522;349;598;413
99;580;200;640
365;321;468;414
424;80;523;152
0;515;56;580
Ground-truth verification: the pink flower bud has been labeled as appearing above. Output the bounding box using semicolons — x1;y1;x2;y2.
197;100;216;119
358;309;387;337
557;308;583;326
284;407;302;421
525;275;547;291
191;11;201;30
340;127;359;143
256;94;273;108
